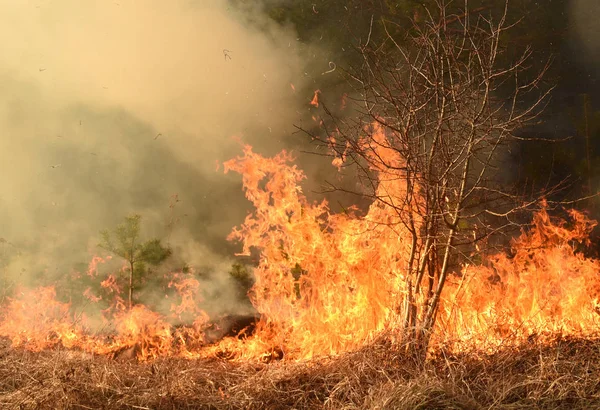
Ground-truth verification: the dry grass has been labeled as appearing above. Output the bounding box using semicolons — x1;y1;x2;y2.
1;335;600;409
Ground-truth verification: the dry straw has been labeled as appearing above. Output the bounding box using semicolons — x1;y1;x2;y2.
1;335;600;409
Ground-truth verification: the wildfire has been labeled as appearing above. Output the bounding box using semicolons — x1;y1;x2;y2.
222;143;411;358
0;287;87;352
439;205;600;350
1;128;600;361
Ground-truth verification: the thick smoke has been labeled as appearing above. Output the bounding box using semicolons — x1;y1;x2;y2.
0;0;318;312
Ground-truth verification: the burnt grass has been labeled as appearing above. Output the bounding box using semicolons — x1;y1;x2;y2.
1;335;600;409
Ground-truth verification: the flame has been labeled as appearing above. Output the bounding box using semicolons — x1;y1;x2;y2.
2;123;600;361
438;205;600;349
222;140;416;359
0;287;87;351
340;93;348;110
86;255;111;277
107;305;175;359
221;128;600;358
310;89;320;107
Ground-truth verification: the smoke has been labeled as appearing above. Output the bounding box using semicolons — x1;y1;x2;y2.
569;0;600;70
0;0;318;309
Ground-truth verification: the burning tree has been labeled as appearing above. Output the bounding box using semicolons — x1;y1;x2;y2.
307;1;553;352
99;214;172;310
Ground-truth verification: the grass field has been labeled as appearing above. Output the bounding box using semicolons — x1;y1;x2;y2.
2;335;599;409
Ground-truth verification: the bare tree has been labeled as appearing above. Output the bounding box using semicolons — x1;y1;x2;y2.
305;0;553;353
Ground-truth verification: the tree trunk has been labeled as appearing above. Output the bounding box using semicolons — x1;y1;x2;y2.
128;260;134;310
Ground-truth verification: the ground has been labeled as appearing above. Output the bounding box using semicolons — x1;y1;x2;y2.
1;335;600;409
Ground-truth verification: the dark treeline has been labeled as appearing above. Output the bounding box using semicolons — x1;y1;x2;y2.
234;0;600;209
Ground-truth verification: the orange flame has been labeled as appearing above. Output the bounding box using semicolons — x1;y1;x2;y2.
310;89;321;107
223;141;415;359
0;287;87;351
340;93;348;110
438;204;600;350
2;124;600;361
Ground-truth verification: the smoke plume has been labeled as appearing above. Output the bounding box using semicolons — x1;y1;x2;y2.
0;0;316;311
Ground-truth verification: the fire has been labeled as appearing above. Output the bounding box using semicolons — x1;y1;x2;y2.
1;126;600;361
310;89;320;107
222;143;412;359
340;93;348;110
221;135;600;357
0;287;87;352
439;205;600;349
0;271;212;360
106;305;175;359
